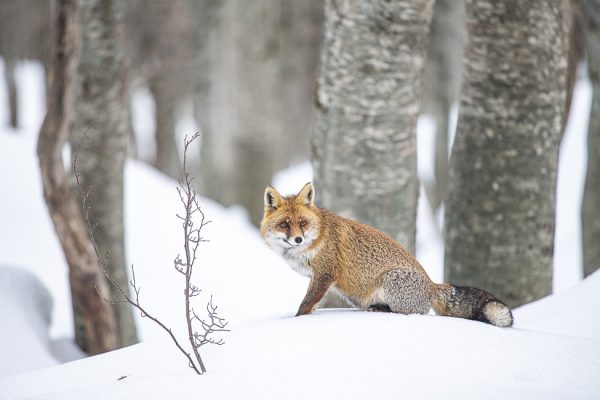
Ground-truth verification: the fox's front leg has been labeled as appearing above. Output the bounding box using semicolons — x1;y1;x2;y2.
296;274;334;316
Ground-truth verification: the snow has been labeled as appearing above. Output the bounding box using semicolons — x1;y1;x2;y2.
1;307;599;399
514;269;600;340
0;59;598;398
0;267;57;376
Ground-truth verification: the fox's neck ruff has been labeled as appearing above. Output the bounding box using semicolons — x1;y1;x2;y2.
264;229;323;278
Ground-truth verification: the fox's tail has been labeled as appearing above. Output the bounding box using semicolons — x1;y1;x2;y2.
430;283;513;328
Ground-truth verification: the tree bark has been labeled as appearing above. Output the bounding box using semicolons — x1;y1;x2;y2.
37;0;117;354
4;58;18;128
582;0;600;277
71;0;137;347
229;0;284;226
196;0;284;226
279;0;324;165
131;0;192;180
0;0;52;128
444;0;570;307
312;0;434;254
420;0;466;211
193;0;232;206
149;72;181;179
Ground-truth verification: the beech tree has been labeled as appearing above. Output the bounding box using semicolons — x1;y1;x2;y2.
582;0;600;277
194;0;284;226
279;0;324;165
312;0;434;254
71;0;137;347
420;0;466;212
0;0;51;129
38;0;117;354
125;0;195;179
444;0;570;307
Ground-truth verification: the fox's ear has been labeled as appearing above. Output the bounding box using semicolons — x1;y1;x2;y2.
264;186;283;210
297;182;315;206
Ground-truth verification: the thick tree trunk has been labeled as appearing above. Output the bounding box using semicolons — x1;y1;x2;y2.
72;0;137;347
312;0;434;254
582;0;600;277
37;0;118;354
420;0;466;212
444;0;569;307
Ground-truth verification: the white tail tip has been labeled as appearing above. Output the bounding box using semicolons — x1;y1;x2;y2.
483;301;513;328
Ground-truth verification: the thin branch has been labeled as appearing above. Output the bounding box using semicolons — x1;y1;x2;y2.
74;132;226;375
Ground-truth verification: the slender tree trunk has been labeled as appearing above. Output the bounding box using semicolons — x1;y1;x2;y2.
5;57;18;128
37;0;118;354
149;73;180;179
193;0;231;205
444;0;570;307
279;0;324;166
582;0;600;277
566;0;585;120
229;0;283;226
196;0;284;226
421;0;466;212
71;0;137;347
312;0;434;254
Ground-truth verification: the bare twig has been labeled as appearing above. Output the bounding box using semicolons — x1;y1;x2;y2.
74;132;227;375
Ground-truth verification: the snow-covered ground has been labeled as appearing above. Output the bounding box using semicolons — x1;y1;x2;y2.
0;60;598;398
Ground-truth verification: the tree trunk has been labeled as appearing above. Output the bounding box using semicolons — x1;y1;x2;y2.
566;0;585;122
139;0;192;180
71;0;137;347
312;0;434;254
444;0;570;307
582;0;600;277
196;0;284;226
420;0;466;212
5;57;18;128
149;73;181;179
37;0;117;355
193;0;231;205
278;0;324;166
229;0;284;226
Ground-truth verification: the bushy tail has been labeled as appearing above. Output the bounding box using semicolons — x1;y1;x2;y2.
430;284;513;328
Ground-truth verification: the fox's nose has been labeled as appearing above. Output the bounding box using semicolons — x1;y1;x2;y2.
294;236;303;244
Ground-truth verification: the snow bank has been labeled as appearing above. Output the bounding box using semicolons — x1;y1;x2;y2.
0;266;57;376
1;309;599;399
514;270;600;340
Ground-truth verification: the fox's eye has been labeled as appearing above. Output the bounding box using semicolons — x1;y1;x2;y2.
300;220;307;227
279;222;289;229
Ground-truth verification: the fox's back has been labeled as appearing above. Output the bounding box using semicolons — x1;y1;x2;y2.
316;208;431;292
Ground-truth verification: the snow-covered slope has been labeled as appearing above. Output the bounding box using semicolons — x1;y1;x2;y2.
0;267;57;376
514;270;600;340
1;308;599;400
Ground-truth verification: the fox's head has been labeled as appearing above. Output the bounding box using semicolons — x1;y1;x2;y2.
261;182;321;254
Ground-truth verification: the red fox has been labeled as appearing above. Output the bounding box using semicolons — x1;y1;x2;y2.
261;182;513;327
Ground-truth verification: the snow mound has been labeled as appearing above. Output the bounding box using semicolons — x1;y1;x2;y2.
514;270;600;340
1;310;599;399
0;266;57;376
